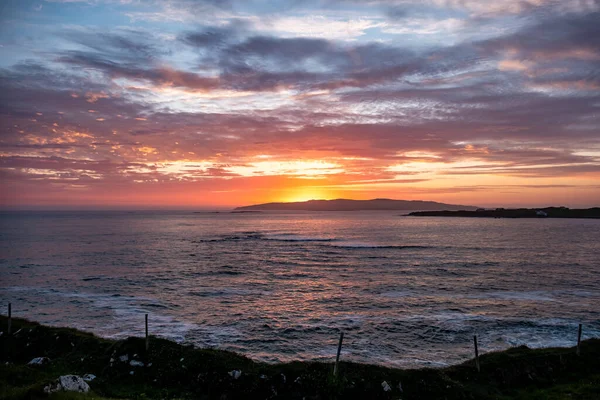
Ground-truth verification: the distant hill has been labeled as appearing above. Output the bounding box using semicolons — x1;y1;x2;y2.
234;198;478;212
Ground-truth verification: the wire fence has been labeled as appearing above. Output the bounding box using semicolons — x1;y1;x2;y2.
2;301;590;376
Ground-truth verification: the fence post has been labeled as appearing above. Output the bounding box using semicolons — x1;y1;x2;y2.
576;324;582;356
145;313;149;351
473;335;480;372
333;331;344;377
7;303;11;335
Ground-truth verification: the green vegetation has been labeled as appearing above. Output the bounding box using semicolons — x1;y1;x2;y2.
1;316;599;399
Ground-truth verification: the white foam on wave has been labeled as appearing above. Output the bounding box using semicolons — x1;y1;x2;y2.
486;319;600;351
189;325;244;347
399;311;496;324
93;296;194;343
1;286;195;343
4;286;600;369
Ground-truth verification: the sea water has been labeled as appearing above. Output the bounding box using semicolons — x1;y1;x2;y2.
1;211;599;367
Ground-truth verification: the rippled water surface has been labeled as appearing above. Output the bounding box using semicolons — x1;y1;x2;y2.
1;211;599;367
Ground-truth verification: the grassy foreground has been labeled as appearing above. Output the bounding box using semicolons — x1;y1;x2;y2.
1;316;599;399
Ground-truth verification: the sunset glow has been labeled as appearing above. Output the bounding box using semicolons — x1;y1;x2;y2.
1;0;599;208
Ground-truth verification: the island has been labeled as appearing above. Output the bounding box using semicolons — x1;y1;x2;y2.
407;207;600;219
235;198;478;212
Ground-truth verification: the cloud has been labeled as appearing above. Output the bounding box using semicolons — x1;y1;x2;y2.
483;11;600;58
1;0;599;206
334;0;599;16
382;18;465;35
250;15;386;40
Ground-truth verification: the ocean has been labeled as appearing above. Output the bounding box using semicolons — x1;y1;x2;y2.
1;211;599;368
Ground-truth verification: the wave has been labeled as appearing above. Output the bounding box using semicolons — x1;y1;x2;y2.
191;231;438;249
379;290;415;298
187;288;269;298
184;270;244;277
328;242;434;249
264;234;336;242
82;276;109;282
193;231;336;243
213;270;244;275
466;291;556;302
1;286;192;343
139;302;170;309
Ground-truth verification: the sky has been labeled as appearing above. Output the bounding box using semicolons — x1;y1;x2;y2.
0;0;599;209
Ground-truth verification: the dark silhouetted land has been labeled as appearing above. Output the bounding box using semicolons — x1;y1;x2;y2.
3;317;600;399
408;207;600;219
235;198;477;212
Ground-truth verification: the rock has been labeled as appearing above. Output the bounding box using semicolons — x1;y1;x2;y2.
260;374;267;379
382;381;392;392
130;360;144;367
180;357;184;362
130;371;134;375
44;375;90;394
119;354;129;362
28;357;51;366
82;374;96;382
228;370;242;379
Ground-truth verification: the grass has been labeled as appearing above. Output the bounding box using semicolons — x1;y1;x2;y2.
1;316;599;399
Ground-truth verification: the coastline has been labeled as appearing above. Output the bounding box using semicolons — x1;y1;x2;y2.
2;316;599;399
407;207;600;219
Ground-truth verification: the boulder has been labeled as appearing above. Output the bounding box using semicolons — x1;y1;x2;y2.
82;374;96;382
228;370;242;379
381;381;391;392
28;357;51;366
44;375;90;393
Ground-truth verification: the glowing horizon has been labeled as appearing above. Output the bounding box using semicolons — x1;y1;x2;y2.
1;0;599;209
